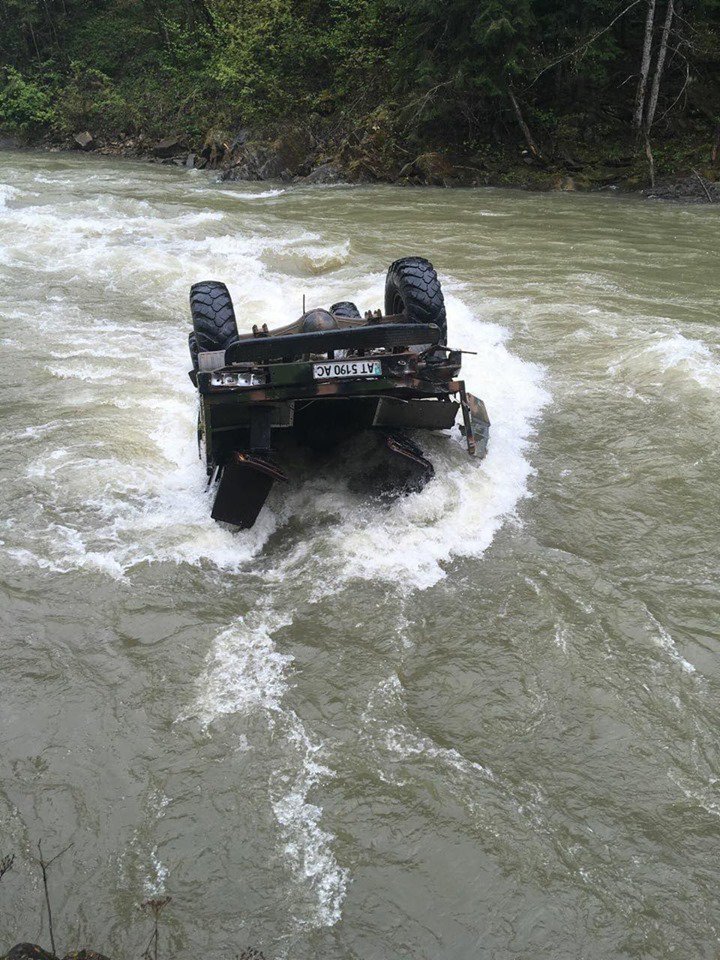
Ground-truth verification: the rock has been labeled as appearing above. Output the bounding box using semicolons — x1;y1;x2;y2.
416;151;456;184
344;159;377;183
258;151;288;180
221;152;261;182
230;128;251;150
7;945;56;960
0;134;22;149
73;131;94;151
222;145;280;182
153;136;183;158
221;126;317;182
642;174;720;203
201;132;231;168
185;153;196;168
399;151;454;186
301;163;342;184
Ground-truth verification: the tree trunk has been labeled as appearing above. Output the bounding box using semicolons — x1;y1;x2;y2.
508;87;543;161
645;0;675;131
644;135;655;187
634;0;657;131
27;19;42;62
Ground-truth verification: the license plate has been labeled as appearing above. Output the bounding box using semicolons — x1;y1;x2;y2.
313;359;382;380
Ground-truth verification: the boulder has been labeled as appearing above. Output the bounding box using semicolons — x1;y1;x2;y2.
302;163;342;184
221;126;317;182
221;146;265;181
643;174;720;203
222;145;281;181
398;151;455;185
201;132;231;168
153;136;183;158
258;151;288;180
415;152;455;181
73;131;94;151
230;128;251;150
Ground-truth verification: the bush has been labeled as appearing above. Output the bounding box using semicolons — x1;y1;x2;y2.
53;63;137;137
0;68;57;135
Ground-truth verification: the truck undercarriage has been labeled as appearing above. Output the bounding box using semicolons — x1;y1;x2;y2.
188;257;490;528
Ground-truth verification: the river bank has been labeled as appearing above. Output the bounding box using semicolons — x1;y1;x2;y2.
4;126;720;201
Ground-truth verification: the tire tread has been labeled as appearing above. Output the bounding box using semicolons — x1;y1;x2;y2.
384;257;447;343
190;280;239;351
330;301;362;319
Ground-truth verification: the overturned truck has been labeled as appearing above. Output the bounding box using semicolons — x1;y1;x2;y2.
187;256;490;528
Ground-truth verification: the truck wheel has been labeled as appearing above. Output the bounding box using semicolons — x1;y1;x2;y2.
190;281;239;351
384;257;447;344
330;301;362;319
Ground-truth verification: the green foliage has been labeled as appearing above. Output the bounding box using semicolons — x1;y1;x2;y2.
52;62;137;136
0;68;57;134
63;7;158;77
0;0;718;154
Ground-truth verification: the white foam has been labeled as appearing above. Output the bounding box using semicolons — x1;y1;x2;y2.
609;331;720;393
223;188;287;200
191;612;348;927
0;183;20;208
271;714;349;927
364;675;496;784
193;611;294;724
144;846;169;897
645;608;696;674
667;770;720;818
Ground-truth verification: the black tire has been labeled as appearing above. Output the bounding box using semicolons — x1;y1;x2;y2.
330;301;362;319
190;280;239;351
384;257;447;344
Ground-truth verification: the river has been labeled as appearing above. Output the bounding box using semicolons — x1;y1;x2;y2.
0;151;718;960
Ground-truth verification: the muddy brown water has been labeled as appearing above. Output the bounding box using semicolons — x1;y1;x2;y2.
1;151;719;960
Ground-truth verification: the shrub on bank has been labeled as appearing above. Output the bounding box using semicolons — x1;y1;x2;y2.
0;69;57;136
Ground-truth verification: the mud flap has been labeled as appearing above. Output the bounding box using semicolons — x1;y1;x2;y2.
211;453;288;528
384;434;435;493
458;381;491;458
